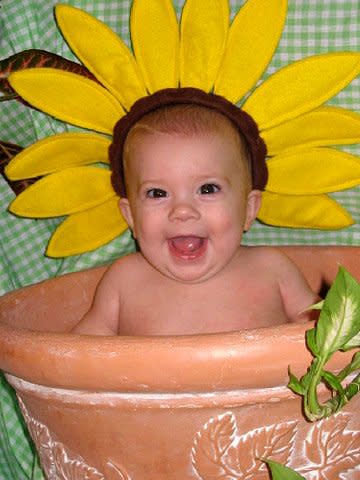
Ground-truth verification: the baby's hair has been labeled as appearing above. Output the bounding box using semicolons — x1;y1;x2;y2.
125;104;247;139
123;104;251;193
109;88;268;197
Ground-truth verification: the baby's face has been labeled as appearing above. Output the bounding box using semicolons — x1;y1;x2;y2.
120;131;261;283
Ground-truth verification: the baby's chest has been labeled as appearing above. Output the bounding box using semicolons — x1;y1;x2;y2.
120;279;286;334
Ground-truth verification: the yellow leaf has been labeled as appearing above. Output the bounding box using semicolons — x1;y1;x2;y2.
9;167;114;217
266;147;360;194
258;191;354;229
131;0;180;92
244;53;360;130
180;0;229;91
55;4;147;111
214;0;287;103
46;197;128;257
5;133;110;180
9;69;124;134
263;107;360;156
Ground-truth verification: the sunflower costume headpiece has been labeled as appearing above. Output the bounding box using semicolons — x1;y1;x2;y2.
109;87;268;197
4;0;360;257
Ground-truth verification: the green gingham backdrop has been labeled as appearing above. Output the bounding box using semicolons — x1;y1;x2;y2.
0;0;359;478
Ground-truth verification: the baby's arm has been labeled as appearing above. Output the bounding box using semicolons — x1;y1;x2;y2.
72;262;123;335
274;250;319;322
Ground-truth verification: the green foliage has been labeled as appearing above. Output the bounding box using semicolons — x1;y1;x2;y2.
265;460;306;479
316;267;360;358
267;266;360;479
288;266;360;422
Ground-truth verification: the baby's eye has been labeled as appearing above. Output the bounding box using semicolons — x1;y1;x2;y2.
146;188;168;199
199;183;221;195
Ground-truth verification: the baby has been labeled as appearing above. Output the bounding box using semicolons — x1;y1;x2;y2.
73;89;317;336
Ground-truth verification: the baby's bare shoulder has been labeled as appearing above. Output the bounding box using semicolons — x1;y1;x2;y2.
110;251;145;269
241;246;309;287
104;252;148;282
243;246;294;269
242;246;317;322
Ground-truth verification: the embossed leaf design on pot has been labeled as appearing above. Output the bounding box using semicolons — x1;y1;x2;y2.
192;412;297;479
17;396;131;480
192;412;237;478
299;413;360;479
28;420;57;478
52;443;104;480
107;460;132;480
228;421;297;478
18;397;58;478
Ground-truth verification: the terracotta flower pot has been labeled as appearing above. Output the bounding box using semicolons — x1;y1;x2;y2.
1;246;360;479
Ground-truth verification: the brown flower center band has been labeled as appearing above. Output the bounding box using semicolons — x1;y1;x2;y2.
109;87;268;197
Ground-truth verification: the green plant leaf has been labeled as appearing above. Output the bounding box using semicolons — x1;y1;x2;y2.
309;299;324;310
287;370;305;395
322;370;345;394
264;459;306;479
344;351;360;373
306;327;319;356
300;365;316;390
322;370;348;413
288;267;360;421
350;351;360;369
316;267;360;357
337;352;360;382
342;331;360;350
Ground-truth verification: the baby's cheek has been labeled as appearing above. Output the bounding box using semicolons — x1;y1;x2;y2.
210;219;243;252
138;212;162;234
212;211;240;233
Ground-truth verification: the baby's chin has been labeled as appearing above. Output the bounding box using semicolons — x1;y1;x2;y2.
141;240;234;284
156;261;224;285
164;239;212;282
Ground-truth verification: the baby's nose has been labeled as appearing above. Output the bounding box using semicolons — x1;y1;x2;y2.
168;202;200;222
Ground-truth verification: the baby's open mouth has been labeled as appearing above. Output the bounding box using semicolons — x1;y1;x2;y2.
168;236;207;259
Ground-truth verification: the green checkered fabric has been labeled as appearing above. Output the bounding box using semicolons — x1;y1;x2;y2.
0;0;359;478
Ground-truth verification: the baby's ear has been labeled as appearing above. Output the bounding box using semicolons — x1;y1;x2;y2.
119;198;135;236
245;190;262;231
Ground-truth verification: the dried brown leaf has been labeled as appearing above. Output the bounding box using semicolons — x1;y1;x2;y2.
0;49;96;102
0;140;37;195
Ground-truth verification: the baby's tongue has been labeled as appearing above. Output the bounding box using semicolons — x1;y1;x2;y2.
170;236;204;255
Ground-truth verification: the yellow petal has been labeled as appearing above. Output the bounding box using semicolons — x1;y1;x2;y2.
55;4;147;111
9;69;124;134
258;191;354;229
9;167;114;217
46;197;128;257
131;0;180;92
266;148;360;194
5;133;110;180
244;53;360;130
263;107;360;156
214;0;287;103
180;0;229;91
